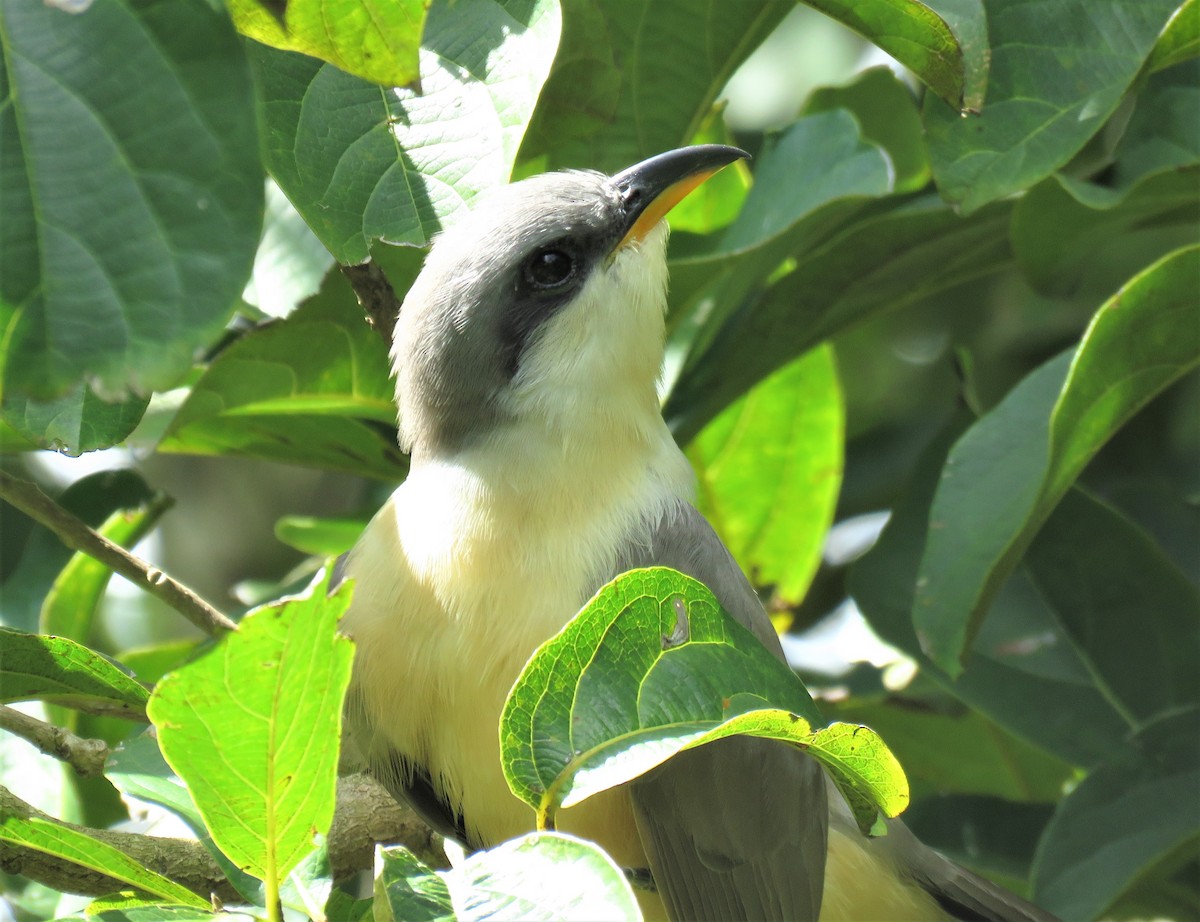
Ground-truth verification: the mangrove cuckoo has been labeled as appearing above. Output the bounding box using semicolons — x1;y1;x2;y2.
340;145;1058;921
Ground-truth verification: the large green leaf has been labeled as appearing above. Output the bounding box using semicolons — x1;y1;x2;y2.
666;197;1012;442
0;813;206;908
663;106;897;412
804;0;984;111
850;417;1131;768
520;0;786;173
0;385;149;455
252;0;560;264
689;345;843;605
915;245;1200;673
107;732;265;906
159;273;406;480
376;846;454;922
378;833;641;922
230;0;427;89
242;182;336;320
803;67;932;194
147;572;354;885
1148;0;1199;72
0;628;148;713
830;699;1073;803
1032;707;1200;920
1027;489;1200;723
0;0;263;400
501;568;908;835
924;0;1181;213
1012;169;1199;297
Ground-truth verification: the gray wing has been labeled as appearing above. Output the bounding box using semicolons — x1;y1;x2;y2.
859;807;1061;922
612;502;829;921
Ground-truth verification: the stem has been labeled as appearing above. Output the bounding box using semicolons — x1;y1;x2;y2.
0;471;236;636
341;261;402;346
0;705;109;776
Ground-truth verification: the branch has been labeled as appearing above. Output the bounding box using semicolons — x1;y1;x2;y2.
0;706;109;777
341;261;402;346
0;774;445;902
0;471;236;637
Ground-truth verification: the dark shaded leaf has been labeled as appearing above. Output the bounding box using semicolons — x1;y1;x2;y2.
925;0;1181;213
0;0;263;399
1032;707;1200;920
914;246;1200;673
1027;489;1200;722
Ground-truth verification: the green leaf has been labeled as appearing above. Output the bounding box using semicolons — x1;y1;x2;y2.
379;833;642;922
147;571;354;885
1067;59;1200;204
1032;707;1200;920
501;568;908;833
1012;169;1199;297
915;245;1200;673
1027;489;1200;722
850;417;1131;767
666;197;1012;442
0;628;148;713
230;0;427;89
1148;0;1199;72
252;0;561;264
107;732;265;905
88;904;243;922
664;108;894;396
376;846;454;922
0;814;206;908
831;699;1073;803
521;0;787;173
274;515;367;556
802;67;932;193
803;0;981;111
688;345;844;604
0;0;263;399
925;0;1181;213
445;832;641;921
243;182;336;320
0;470;157;633
41;493;171;643
0;385;149;455
159;273;406;480
905;794;1053;887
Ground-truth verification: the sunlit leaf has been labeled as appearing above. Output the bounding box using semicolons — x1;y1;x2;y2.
252;0;561;264
689;346;843;604
230;0;428;89
147;572;354;883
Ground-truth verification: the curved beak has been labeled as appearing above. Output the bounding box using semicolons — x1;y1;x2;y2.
612;144;750;253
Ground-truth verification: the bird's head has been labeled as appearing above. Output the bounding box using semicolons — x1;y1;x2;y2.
392;145;748;461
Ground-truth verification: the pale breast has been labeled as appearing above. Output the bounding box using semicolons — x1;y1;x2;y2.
341;441;689;867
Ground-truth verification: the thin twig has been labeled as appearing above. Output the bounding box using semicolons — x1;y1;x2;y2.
341;261;403;346
0;471;236;637
0;706;109;777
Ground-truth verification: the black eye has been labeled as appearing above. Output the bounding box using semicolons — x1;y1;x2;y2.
524;248;575;289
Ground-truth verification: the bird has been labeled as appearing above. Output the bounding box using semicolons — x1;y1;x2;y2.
337;145;1059;922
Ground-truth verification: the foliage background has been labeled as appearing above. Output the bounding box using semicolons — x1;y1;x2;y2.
0;0;1197;919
